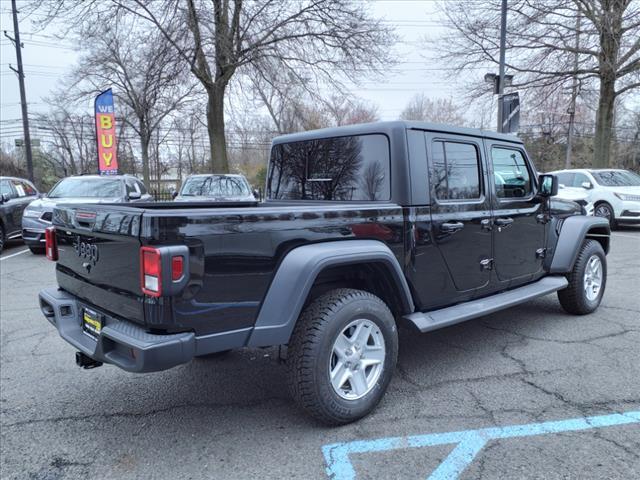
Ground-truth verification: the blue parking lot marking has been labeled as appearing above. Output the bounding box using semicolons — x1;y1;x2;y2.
322;411;640;480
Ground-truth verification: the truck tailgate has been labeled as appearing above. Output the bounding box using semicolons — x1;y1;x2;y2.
53;205;145;324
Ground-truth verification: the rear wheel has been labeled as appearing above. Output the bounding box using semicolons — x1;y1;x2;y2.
594;202;617;229
558;239;606;315
287;288;398;425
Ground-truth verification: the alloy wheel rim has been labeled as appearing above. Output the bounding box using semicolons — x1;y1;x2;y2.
329;318;386;400
583;255;603;301
595;205;611;220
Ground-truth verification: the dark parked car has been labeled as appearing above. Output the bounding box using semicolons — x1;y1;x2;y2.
39;121;609;425
22;174;152;253
173;173;257;202
0;176;40;252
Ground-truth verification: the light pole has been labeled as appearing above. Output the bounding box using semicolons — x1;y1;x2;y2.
496;0;508;133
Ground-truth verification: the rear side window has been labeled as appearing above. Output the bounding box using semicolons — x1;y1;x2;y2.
491;147;533;199
431;141;481;201
267;134;390;201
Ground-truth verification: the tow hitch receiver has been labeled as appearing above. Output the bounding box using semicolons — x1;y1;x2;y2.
75;351;103;369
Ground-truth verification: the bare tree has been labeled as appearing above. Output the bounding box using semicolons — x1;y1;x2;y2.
30;0;395;173
438;0;640;167
70;20;195;188
400;94;467;125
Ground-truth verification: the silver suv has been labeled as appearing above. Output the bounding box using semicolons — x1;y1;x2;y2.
22;175;152;253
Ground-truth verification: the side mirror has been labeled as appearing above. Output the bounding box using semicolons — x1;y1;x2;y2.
171;191;179;200
127;191;142;201
581;181;593;190
538;174;559;197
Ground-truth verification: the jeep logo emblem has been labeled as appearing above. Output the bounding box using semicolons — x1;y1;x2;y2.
74;237;99;266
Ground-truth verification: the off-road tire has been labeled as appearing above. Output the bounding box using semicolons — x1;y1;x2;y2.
287;288;398;425
558;239;606;315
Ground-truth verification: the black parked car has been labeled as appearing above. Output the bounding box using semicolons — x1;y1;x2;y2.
0;176;40;252
39;121;610;425
22;174;153;253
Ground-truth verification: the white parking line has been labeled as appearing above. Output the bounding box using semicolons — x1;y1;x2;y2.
0;249;30;261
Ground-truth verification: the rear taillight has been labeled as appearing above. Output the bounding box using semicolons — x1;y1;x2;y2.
140;246;189;297
140;247;162;297
45;226;58;261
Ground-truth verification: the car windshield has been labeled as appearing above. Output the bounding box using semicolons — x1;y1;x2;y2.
180;176;250;198
591;170;640;187
48;178;123;198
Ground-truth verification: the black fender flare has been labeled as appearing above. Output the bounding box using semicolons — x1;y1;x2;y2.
246;240;414;347
549;215;610;274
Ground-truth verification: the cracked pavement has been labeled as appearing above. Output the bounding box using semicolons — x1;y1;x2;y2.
1;230;639;479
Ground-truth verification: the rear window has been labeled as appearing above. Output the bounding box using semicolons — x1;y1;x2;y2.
180;176;250;198
267;134;391;201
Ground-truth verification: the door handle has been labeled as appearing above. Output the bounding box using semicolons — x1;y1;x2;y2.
494;217;514;227
441;221;464;232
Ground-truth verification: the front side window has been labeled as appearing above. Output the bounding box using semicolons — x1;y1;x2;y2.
125;180;137;195
136;181;147;194
573;173;591;188
0;180;14;198
491;147;533;199
267;134;391;201
10;180;27;197
48;178;124;198
431;141;481;201
556;172;575;187
19;181;37;196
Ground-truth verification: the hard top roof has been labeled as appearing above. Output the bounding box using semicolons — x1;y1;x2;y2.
272;120;523;145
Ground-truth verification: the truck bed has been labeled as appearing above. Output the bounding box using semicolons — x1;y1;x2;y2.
52;201;406;335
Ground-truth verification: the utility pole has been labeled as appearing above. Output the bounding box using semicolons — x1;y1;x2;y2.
565;13;581;169
6;0;34;182
496;0;508;133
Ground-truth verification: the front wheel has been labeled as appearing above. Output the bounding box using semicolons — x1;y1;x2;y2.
287;288;398;425
594;202;617;229
558;239;606;315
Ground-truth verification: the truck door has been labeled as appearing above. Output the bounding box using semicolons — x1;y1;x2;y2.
426;133;493;294
486;142;546;283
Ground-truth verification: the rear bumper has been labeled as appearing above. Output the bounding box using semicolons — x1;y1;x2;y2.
38;288;252;372
39;287;195;373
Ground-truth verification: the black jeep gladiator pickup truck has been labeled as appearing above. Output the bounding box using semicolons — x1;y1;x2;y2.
39;121;610;425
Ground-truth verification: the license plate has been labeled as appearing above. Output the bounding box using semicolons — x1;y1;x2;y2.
82;308;102;338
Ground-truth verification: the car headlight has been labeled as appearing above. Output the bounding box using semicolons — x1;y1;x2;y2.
614;193;640;202
23;208;41;218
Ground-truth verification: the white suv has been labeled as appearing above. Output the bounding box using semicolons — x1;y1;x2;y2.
549;169;640;228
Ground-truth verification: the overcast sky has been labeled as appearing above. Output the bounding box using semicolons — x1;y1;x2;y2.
0;0;477;145
1;0;636;147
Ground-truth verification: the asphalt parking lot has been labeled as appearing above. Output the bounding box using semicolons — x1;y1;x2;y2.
1;230;639;480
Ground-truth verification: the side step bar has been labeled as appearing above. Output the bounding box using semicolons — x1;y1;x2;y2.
404;276;568;333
